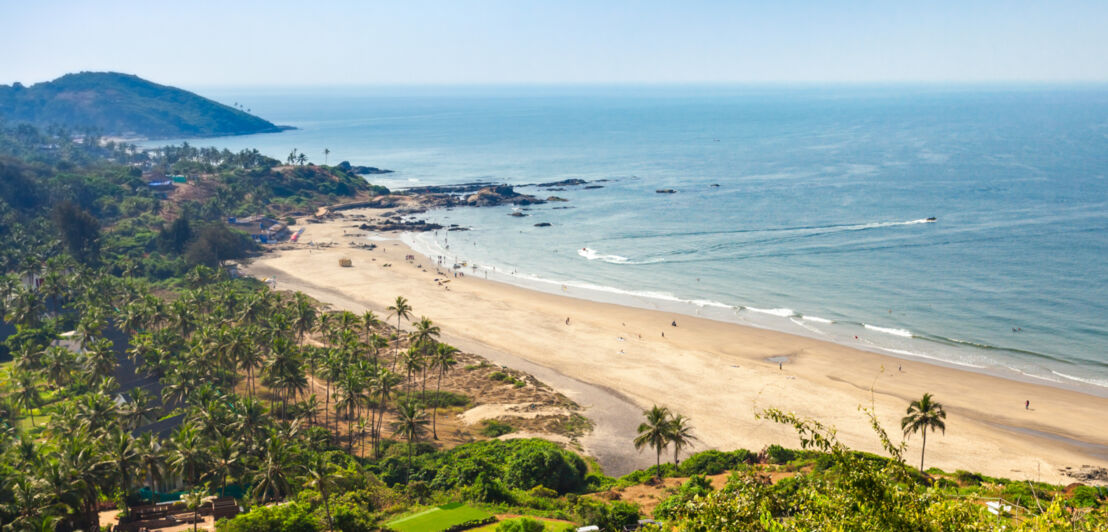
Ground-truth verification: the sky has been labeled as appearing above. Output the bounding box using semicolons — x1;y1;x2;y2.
3;0;1107;87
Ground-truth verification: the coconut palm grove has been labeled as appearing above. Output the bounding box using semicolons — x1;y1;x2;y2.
1;119;1106;532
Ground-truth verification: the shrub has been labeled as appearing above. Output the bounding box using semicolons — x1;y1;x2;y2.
505;443;588;493
497;517;546;532
216;501;320;532
1069;485;1100;508
490;371;509;381
766;445;796;464
480;419;514;437
954;470;984;486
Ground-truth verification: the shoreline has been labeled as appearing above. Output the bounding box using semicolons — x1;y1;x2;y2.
245;209;1108;483
399;229;1108;400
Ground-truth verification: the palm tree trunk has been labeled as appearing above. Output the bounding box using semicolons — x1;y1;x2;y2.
920;430;927;472
407;438;413;484
321;485;334;532
432;371;443;439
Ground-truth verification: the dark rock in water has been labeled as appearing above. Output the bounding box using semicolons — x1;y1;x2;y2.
656;189;677;194
337;161;394;175
508;211;527;217
403;182;499;194
534;222;552;227
535;178;588;187
546;196;568;202
710;183;721;187
584;185;604;189
448;227;470;231
545;187;566;191
552;206;573;210
358;220;442;232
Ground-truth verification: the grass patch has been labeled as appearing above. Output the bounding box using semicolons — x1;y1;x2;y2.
386;503;493;532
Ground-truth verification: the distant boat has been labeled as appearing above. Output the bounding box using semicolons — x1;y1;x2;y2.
926;217;937;222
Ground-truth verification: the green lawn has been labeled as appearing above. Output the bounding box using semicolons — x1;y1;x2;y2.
386;503;493;532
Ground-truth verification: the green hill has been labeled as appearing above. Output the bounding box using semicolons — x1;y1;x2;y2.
0;71;289;139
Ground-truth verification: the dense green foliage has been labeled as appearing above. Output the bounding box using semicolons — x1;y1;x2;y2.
0;72;284;138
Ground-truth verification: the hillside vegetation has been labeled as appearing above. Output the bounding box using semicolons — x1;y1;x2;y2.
0;72;287;139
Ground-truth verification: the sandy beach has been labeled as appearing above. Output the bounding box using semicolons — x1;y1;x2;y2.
245;209;1108;482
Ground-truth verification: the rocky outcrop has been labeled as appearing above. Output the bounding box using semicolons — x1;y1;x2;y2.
358;220;442;232
534;222;551;227
1060;465;1108;484
534;178;588;187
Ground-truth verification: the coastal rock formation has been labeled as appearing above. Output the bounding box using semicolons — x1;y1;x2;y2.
584;185;604;189
1060;465;1108;484
534;222;552;227
534;178;588;187
358;220;442;232
546;196;568;202
336;161;393;174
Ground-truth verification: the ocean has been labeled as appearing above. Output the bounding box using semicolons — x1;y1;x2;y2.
161;84;1108;394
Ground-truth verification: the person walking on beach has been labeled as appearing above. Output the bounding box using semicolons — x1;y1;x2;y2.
565;317;570;325
1025;400;1030;410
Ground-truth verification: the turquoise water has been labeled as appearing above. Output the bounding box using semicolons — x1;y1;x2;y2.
167;85;1108;393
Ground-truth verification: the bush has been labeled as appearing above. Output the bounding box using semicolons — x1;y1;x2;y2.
505;444;589;493
1069;485;1100;508
216;501;320;532
953;470;984;486
766;445;796;464
678;449;752;476
497;517;546;532
395;391;470;409
480;419;514;438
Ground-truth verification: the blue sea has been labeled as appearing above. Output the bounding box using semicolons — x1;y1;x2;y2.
162;84;1108;394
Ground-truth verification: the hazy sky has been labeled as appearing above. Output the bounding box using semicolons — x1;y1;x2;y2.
4;0;1107;87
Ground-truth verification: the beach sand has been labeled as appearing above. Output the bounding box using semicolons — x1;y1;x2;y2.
245;210;1108;482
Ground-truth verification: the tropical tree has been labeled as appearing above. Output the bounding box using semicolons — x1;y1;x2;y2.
386;296;412;369
391;401;429;484
252;435;295;502
208;435;240;497
428;343;458;439
12;371;42;426
182;487;205;532
135;432;165;504
901;392;947;472
667;413;698;466
634;405;672;476
304;452;339;532
104;429;140;496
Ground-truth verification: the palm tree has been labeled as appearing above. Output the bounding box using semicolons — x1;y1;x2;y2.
104;429;140;497
290;292;317;346
252;436;294;502
386;296;412;369
667;414;698;466
135;432;164;504
901;393;947;472
304;453;338;531
208;436;240;497
634;405;672;476
428;343;458;439
391;401;429;484
169;422;208;489
12;371;42;427
324;148;331;165
182;487;205;532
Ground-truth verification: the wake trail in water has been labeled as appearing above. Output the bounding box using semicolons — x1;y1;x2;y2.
603;218;936;242
578;247;665;265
